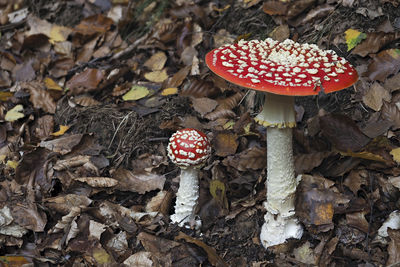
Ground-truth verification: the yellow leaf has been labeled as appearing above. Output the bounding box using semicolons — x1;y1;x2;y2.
92;247;112;264
340;150;386;162
6;160;18;169
0;92;13;101
223;120;235;130
345;29;366;51
5;105;24;122
390;147;400;164
144;69;168;83
144;51;167;71
51;125;70;136
209;180;229;210
122;85;150;101
161;87;178;96
49;25;70;44
44;77;62;91
0;155;6;163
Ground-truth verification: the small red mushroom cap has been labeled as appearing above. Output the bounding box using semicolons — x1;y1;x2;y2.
167;128;211;168
205;38;358;96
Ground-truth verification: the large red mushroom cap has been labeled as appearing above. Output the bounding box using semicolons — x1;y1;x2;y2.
205;38;358;96
167;128;211;168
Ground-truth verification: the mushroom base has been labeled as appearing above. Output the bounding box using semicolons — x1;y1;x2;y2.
260;212;303;248
170;167;201;229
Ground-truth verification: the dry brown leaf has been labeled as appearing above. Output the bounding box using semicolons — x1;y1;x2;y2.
269;24;290;42
263;0;315;19
53;155;91;171
74;177;118;188
145;190;173;216
381;101;400;130
223;146;267;171
205;109;236;121
49;57;75;78
346;211;369;233
296;175;350;227
181;77;221;98
73;95;101;106
12;60;36;82
144;51;167;71
352;32;400;57
319;113;370;152
366;49;400;82
34;115;54;140
44;194;92;215
74;14;114;36
113;168;166;194
25;81;56;113
218;92;245;110
66;68;104;95
362;82;391;111
295;151;333;174
175;232;229;267
213;131;238;157
388;229;400;265
302;4;335;24
48;206;81;234
123;252;153;267
39;134;83;155
166;66;191;88
344;170;368;195
384;72;400;92
192;97;218;117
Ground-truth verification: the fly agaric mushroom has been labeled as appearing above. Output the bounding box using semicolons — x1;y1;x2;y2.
205;38;358;248
167;128;211;228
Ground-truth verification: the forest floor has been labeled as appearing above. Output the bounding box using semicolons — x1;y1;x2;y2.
1;0;400;266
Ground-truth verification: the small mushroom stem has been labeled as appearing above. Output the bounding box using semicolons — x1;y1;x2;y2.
170;167;201;228
256;93;303;248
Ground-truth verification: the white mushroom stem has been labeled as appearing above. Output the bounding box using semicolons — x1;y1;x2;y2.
255;93;303;248
170;167;201;228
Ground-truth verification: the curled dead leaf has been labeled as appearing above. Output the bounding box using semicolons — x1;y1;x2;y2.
74;177;118;188
366;49;400;82
223;146;267;171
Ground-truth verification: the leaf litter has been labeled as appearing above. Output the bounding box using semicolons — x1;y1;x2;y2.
0;0;400;266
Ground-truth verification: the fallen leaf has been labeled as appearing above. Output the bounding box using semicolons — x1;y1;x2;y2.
113;168;166;194
161;87;178;96
6;160;18;169
176;232;229;267
144;69;168;83
122;85;150;101
44;194;92;215
390;147;400;163
293;241;317;265
366;49;400;82
51;125;70;136
213;131;238;157
352;32;400;57
123;252;153;267
223;146;267;171
75;177;118;188
381;101;400;130
388;229;400;265
346;211;369;233
344;170;368;195
74;14;114;36
144;51;167;71
362;82;391;111
192;97;218;117
39;134;83;155
319;113;370;152
66;68;104;95
269;24;290;42
26;81;57;113
295;152;333;174
345;29;367;51
210;180;229;210
44;77;62;91
5;105;24;122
